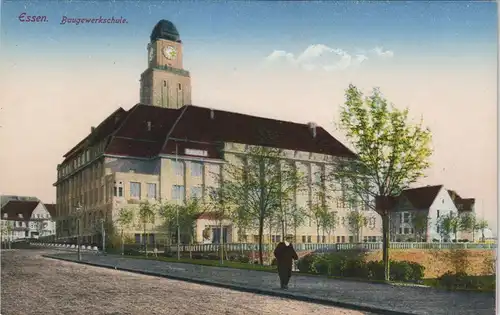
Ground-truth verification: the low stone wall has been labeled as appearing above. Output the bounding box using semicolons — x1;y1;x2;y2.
365;249;496;278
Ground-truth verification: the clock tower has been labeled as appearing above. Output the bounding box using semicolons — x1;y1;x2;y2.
140;20;192;108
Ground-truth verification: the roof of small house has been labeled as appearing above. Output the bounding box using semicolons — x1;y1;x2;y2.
1;200;40;221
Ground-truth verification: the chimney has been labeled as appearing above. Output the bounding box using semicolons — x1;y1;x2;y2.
308;122;317;138
91;126;95;133
210;109;215;120
147;121;152;131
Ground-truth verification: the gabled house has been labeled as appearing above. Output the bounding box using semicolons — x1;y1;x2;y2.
390;185;459;242
448;190;476;241
1;200;57;241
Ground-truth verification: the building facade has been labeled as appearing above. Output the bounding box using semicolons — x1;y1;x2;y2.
1;199;57;241
389;185;475;242
53;19;383;246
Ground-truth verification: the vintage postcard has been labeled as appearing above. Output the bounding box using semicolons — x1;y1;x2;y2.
0;1;497;314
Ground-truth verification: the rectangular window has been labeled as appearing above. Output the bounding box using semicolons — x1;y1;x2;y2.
276;235;281;243
401;212;411;224
190;162;203;177
348;236;354;243
149;234;155;245
173;161;184;177
302;235;306;243
307;235;312;243
321;235;326;243
341;236;346;243
437;210;440;218
336;236;340;243
399;227;403;234
118;187;123;197
172;185;185;201
190;186;202;199
130;182;141;199
147;183;157;199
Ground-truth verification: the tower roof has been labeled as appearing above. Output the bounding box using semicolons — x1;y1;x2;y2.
150;19;181;43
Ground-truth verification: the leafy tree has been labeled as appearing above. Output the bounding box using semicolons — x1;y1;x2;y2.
158;198;205;247
411;212;429;242
328;84;433;280
138;200;156;256
286;205;307;243
459;212;476;241
346;210;366;242
437;212;459;241
1;222;13;248
218;146;303;265
475;218;489;242
116;207;134;255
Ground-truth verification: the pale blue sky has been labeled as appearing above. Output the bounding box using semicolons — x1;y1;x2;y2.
0;1;497;232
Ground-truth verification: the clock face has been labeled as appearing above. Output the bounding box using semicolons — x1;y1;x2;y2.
148;48;155;62
163;46;177;60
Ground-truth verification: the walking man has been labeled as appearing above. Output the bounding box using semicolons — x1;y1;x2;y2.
273;235;298;290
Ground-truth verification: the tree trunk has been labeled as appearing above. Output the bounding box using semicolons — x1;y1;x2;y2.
220;220;224;264
382;213;390;282
121;229;124;256
144;223;148;257
281;219;285;240
472;229;475;242
258;219;264;265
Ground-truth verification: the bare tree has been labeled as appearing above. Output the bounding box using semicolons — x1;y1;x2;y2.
215;146;303;265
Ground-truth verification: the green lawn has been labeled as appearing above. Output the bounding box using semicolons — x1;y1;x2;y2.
128;254;277;272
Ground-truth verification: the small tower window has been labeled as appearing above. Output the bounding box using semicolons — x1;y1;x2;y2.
178;83;182;91
163;81;167;87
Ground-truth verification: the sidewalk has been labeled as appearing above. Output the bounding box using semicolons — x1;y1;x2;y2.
44;252;495;315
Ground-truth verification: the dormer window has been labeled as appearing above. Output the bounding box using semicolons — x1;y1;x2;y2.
3;213;7;219
18;213;23;219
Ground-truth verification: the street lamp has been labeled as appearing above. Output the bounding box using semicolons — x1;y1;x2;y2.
75;203;82;261
100;218;106;254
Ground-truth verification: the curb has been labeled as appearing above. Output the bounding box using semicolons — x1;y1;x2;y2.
43;255;418;315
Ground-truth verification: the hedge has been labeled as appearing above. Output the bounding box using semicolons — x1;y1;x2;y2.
298;251;425;283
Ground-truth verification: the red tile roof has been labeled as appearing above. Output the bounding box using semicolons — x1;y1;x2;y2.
100;104;355;159
1;200;39;220
398;185;443;210
62;108;129;162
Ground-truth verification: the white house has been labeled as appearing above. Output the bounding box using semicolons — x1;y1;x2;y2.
1;200;57;241
390;185;462;242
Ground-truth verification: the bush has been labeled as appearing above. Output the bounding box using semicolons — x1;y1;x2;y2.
390;261;414;282
437;272;496;290
297;254;315;273
298;252;425;283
